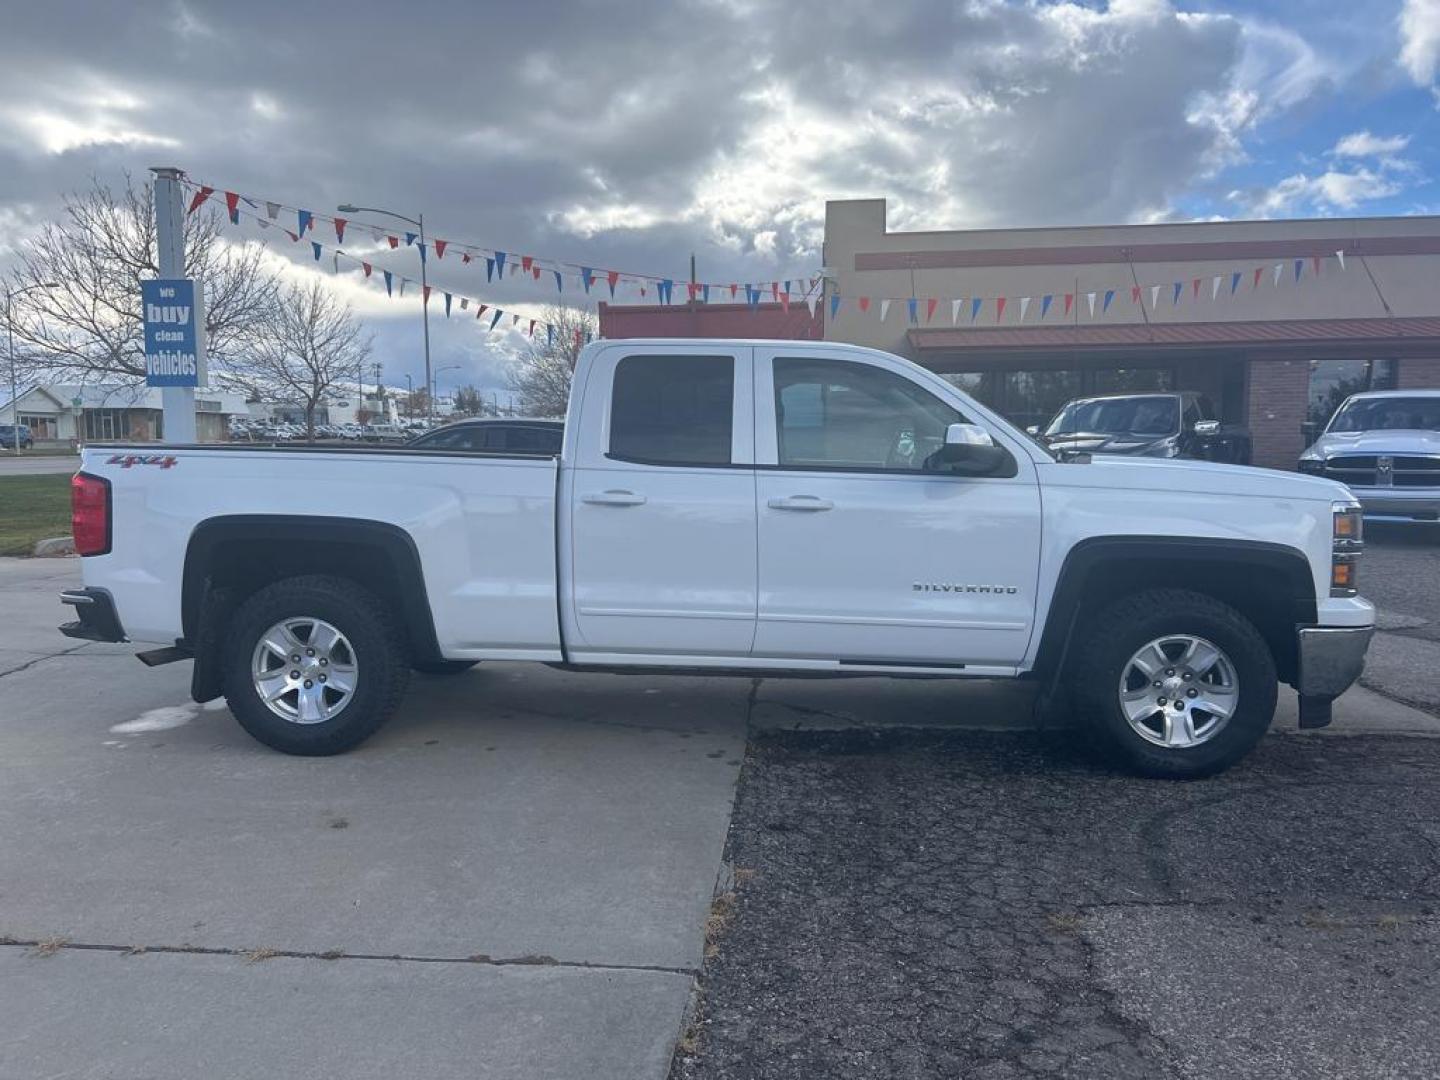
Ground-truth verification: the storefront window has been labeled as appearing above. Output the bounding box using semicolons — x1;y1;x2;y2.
1306;359;1397;429
18;414;57;439
1002;370;1084;432
1091;368;1174;394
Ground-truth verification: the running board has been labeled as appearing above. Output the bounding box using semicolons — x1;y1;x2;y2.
135;644;194;667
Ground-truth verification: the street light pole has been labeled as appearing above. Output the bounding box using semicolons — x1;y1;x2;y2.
405;374;413;418
337;202;432;425
5;282;60;455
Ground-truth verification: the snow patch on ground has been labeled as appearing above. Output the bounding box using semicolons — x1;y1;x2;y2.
110;703;200;734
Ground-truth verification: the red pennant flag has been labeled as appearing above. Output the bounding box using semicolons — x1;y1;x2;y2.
1252;266;1263;289
461;252;472;264
771;282;780;302
640;285;647;296
422;285;432;304
434;239;447;260
1131;285;1141;304
187;186;214;214
224;191;240;222
1063;293;1074;316
1312;255;1322;277
926;298;938;323
521;255;533;273
607;270;619;294
729;284;738;299
532;266;541;280
858;296;871;313
284;229;298;242
996;297;1007;321
388;235;399;249
687;282;699;302
779;288;790;314
529;320;536;337
334;216;347;243
476;304;488;318
361;262;372;278
1192;277;1201;299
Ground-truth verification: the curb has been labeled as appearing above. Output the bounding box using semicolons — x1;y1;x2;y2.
33;536;75;557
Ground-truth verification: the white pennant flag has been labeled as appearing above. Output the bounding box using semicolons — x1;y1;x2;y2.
256;218;271;229
399;279;407;297
1086;292;1096;318
265;201;281;220
372;227;386;243
1335;249;1346;271
879;299;891;322
805;293;818;319
951;299;964;325
1211;275;1222;300
1273;262;1284;286
1149;285;1161;309
1019;296;1031;322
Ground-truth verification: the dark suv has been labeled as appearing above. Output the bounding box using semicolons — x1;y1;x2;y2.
406;418;564;454
0;423;33;450
1033;392;1251;464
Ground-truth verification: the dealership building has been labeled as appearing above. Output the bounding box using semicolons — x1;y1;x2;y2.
822;200;1440;468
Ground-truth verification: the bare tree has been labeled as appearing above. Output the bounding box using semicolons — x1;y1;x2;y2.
453;384;486;416
5;174;278;384
507;305;595;417
230;280;372;439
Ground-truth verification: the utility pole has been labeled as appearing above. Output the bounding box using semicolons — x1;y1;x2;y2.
150;167;198;443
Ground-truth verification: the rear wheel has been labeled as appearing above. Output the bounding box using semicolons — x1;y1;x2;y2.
1070;588;1277;778
223;575;409;755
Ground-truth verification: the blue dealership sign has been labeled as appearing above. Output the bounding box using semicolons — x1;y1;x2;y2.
142;278;204;387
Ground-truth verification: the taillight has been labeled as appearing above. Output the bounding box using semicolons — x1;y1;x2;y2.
71;473;111;556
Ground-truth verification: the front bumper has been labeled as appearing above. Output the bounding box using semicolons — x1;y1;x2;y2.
1297;625;1373;699
1349;487;1440;523
58;587;128;643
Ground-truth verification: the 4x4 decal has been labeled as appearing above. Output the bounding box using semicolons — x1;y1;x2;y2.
107;453;178;469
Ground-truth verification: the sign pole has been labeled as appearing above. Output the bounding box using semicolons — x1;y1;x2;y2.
150;167;198;443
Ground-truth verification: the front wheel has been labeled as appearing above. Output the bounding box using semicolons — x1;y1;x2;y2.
1070;588;1278;779
222;575;410;755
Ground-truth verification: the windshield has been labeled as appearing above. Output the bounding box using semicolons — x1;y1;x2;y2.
1327;397;1440;433
1044;396;1179;437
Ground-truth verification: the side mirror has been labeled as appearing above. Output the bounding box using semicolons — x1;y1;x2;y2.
929;423;1008;475
1193;420;1221;436
1025;424;1040;436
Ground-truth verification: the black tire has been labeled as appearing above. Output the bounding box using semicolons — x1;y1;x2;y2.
413;659;479;675
1069;588;1278;779
222;574;409;755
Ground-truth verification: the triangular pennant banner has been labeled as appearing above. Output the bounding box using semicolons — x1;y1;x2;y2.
1040;294;1053;319
1086;292;1096;318
1253;266;1264;289
434;240;447;260
404;232;417;246
952;298;964;324
489;309;503;330
1130;285;1141;305
1273;262;1284;286
494;252;507;277
1063;293;1074;316
186;186;214;214
996;297;1007;321
581;267;594;294
422;284;431;305
858;296;870;313
1172;281;1183;305
264;200;280;220
879;299;891;322
1102;289;1115;313
1149;285;1160;309
443;292;452;317
831;294;842;319
1231;271;1241;295
224;191;240;224
1019;296;1031;321
334;217;346;243
383;270;393;296
362;262;372;278
1294;258;1304;282
1211;275;1221;301
297;210;312;235
311;241;322;262
608;270;619;297
553;270;563;292
906;298;918;324
1192;277;1201;300
1335;249;1346;271
388;235;399;249
971;297;983;321
926;298;938;323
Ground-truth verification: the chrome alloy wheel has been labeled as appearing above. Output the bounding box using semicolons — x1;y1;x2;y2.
1117;634;1239;749
251;617;358;725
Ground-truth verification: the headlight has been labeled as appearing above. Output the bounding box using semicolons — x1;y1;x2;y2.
1298;458;1326;475
1145;436;1181;458
1330;503;1363;597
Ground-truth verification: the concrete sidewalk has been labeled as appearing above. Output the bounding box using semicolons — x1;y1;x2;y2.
0;558;745;1079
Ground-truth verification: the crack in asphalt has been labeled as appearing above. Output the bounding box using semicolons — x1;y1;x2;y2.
0;937;698;976
0;643;91;679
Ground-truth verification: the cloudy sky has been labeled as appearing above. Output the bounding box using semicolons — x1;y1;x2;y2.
2;0;1438;396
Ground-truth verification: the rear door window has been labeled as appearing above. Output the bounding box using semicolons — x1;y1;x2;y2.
609;355;734;466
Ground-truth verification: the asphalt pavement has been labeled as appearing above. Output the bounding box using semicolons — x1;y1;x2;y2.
1356;525;1440;715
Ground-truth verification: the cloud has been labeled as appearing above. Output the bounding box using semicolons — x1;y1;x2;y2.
1399;0;1440;85
1238;167;1406;216
1331;130;1412;157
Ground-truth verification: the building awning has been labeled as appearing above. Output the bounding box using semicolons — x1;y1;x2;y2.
907;316;1440;355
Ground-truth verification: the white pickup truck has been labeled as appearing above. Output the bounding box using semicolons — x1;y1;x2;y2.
61;339;1374;777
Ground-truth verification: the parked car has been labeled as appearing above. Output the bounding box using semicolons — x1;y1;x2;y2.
0;423;34;450
60;338;1372;778
1299;390;1440;523
406;418;564;454
1033;392;1251;464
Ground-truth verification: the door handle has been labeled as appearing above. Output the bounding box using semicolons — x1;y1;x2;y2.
767;495;834;512
582;489;647;507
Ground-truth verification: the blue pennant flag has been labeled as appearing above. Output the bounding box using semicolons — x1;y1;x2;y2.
746;285;759;311
1172;281;1183;305
382;270;393;296
971;297;983;321
494;252;507;278
404;232;417;246
297;209;312;235
1102;289;1115;313
581;267;594;294
547;325;554;346
1040;294;1053;319
417;243;427;265
489;309;503;330
553;270;563;293
658;279;674;304
311;241;322;262
702;284;710;303
907;298;918;324
485;258;494;282
1231;271;1242;294
443;292;452;317
830;294;842;319
1294;258;1303;281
